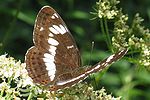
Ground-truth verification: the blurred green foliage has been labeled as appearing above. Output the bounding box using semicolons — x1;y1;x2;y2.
0;0;150;100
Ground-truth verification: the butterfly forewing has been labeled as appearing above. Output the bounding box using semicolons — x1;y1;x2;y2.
26;6;81;85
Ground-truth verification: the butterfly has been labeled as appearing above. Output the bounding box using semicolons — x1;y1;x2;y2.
25;6;128;91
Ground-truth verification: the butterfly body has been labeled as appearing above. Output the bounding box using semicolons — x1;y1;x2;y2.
25;6;128;91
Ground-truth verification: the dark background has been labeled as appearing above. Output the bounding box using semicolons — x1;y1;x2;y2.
0;0;150;100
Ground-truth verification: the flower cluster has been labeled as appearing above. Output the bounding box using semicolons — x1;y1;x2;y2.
56;83;121;100
113;13;150;69
96;0;120;19
0;55;121;99
0;54;35;99
112;10;129;49
95;0;150;70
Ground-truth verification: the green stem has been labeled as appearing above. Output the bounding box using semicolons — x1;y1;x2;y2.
0;87;5;98
27;92;33;100
104;18;112;51
100;18;111;50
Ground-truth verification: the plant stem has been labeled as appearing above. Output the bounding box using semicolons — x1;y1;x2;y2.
104;18;112;51
100;18;111;51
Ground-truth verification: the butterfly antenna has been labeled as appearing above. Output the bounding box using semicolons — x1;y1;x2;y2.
87;41;98;89
87;41;95;66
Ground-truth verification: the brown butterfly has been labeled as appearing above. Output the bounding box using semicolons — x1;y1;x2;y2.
25;6;128;91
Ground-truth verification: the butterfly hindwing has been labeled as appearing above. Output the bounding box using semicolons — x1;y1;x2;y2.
26;46;52;85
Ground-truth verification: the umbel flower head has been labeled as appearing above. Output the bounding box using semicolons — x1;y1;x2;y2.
0;54;121;99
96;0;120;19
